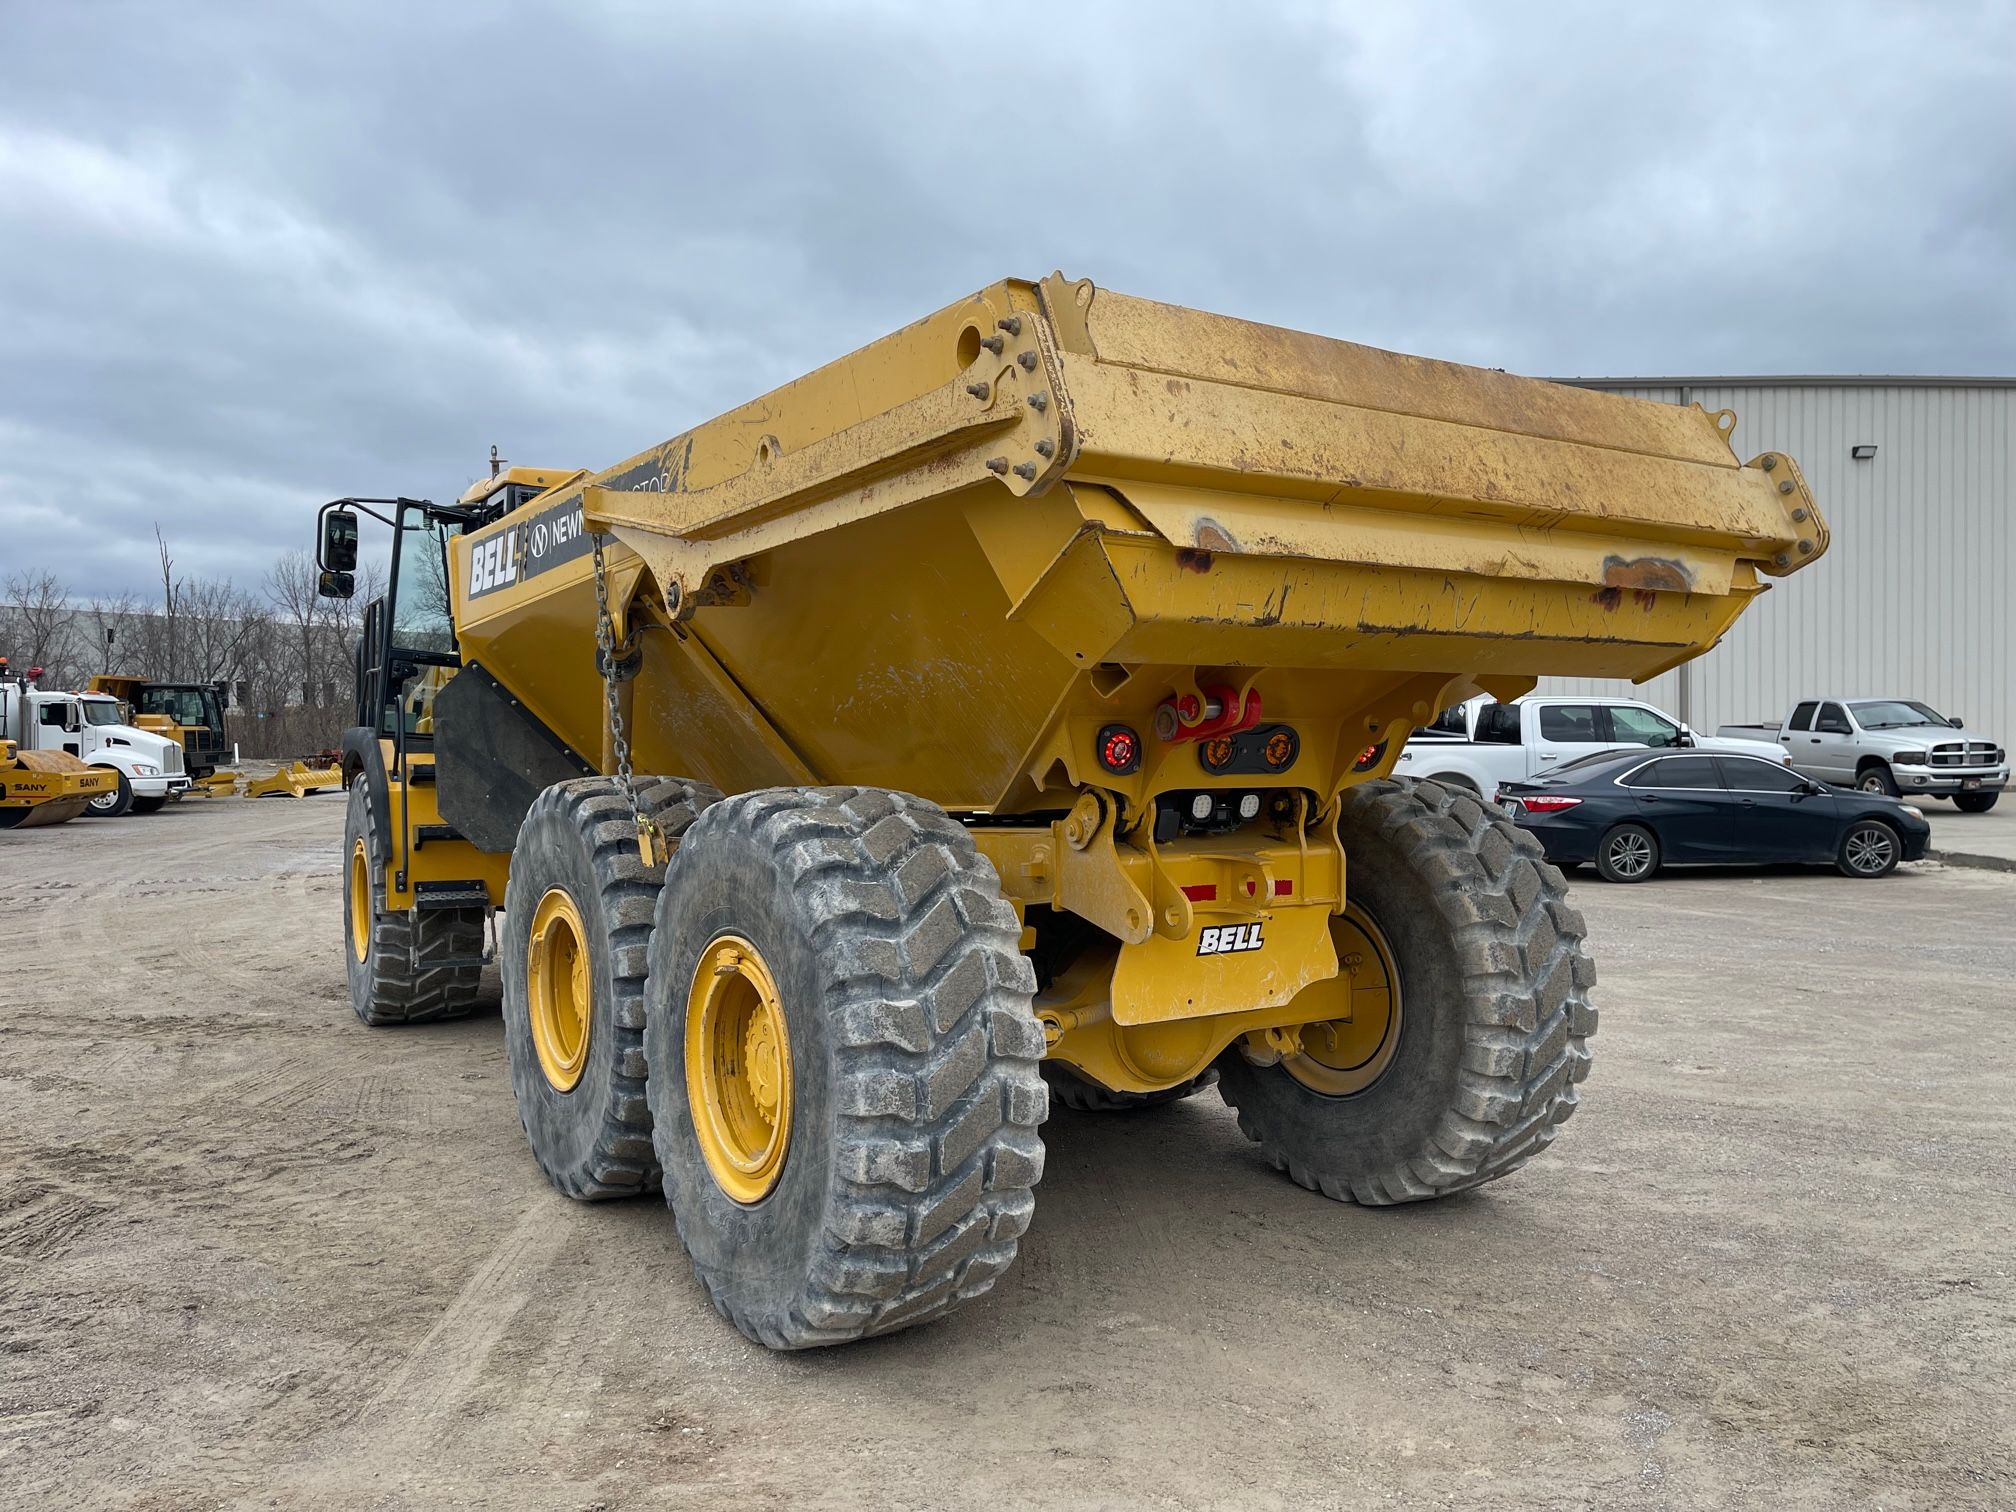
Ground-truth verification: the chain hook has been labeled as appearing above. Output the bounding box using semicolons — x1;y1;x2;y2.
590;531;663;867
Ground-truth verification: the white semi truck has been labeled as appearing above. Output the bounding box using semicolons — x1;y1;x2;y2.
0;669;190;817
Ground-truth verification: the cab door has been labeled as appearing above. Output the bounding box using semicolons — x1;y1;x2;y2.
1807;702;1855;782
1621;754;1732;861
1530;703;1614;774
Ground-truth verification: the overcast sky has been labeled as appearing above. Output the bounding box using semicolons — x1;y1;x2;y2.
2;1;2012;599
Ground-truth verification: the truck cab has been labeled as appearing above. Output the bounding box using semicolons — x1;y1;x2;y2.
0;676;189;816
90;675;231;778
1396;694;1790;802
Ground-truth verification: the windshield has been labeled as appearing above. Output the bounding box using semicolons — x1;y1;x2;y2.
1848;699;1949;730
138;687;219;727
80;699;124;727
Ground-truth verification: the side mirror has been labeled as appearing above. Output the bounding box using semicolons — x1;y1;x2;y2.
318;569;356;600
1949;715;1964;728
1677;728;1695;747
320;507;360;573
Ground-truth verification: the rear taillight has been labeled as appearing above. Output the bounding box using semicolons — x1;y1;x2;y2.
1510;795;1583;814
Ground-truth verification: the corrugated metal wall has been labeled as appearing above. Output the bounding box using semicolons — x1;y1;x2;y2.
1535;381;2015;740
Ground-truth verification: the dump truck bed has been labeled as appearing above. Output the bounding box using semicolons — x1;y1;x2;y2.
447;274;1823;814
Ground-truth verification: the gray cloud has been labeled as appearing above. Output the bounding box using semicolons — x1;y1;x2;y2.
3;0;2012;596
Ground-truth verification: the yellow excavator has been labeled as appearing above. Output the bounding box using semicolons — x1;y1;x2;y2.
312;274;1825;1349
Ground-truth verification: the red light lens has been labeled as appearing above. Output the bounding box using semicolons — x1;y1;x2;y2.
1097;724;1140;774
1516;795;1583;813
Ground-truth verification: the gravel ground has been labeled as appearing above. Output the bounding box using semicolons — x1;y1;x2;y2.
2;795;2011;1510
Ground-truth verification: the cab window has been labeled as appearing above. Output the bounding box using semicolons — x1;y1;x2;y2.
1475;702;1522;745
1715;758;1806;792
1606;705;1682;747
1537;704;1600;742
1787;702;1817;732
1815;702;1852;734
1623;756;1723;789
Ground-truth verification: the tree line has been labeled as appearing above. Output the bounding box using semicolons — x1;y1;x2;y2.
0;528;385;758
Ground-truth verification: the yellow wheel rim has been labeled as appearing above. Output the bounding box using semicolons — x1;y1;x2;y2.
526;888;592;1093
347;839;371;964
1283;904;1404;1097
685;934;793;1205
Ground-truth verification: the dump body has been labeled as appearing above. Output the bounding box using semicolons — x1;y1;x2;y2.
449;274;1823;818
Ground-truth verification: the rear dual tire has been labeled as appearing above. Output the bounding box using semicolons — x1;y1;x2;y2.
1217;778;1597;1205
501;777;720;1200
644;786;1047;1350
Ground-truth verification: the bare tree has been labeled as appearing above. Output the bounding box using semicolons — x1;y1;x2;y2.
154;525;184;679
84;591;140;676
266;550;324;707
1;570;79;685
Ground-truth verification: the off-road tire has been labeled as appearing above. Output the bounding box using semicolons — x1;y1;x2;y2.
645;786;1048;1350
131;795;167;815
502;776;720;1201
342;780;485;1026
84;769;133;818
1954;792;1999;814
1217;777;1595;1205
1043;1064;1217;1113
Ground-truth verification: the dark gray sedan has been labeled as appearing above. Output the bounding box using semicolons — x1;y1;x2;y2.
1493;749;1932;882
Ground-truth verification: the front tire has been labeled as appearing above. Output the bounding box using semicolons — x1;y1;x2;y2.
84;769;133;818
1954;792;1999;814
1857;765;1900;797
500;776;719;1200
645;786;1047;1349
341;781;485;1026
1216;779;1596;1205
1838;819;1901;878
131;795;167;814
1595;822;1660;883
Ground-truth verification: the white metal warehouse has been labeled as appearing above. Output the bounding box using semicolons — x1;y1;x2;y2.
1534;376;2015;742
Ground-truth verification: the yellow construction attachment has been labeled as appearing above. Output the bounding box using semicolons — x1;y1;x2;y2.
1;740;118;829
245;761;343;800
185;770;245;797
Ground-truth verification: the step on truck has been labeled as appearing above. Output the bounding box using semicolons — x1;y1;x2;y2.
311;274;1826;1349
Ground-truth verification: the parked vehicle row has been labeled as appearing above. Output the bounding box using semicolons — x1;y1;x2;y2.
1395;694;1789;801
1496;748;1930;882
1719;697;2005;812
0;663;190;817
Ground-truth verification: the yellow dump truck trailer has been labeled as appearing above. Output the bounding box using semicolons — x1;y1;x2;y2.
313;274;1824;1349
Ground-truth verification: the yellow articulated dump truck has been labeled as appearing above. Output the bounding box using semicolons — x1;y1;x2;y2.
312;274;1824;1349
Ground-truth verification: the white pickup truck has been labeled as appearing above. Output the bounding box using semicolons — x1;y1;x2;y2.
1396;694;1790;802
1719;698;2007;812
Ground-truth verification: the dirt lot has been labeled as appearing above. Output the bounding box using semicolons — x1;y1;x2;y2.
3;797;2012;1510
